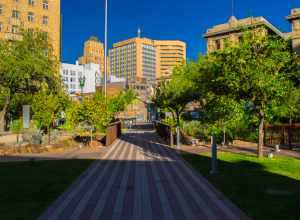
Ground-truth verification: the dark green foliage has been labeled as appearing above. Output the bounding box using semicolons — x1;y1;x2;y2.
0;160;93;220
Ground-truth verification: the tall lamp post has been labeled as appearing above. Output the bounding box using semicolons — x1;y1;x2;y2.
79;75;86;102
104;0;108;97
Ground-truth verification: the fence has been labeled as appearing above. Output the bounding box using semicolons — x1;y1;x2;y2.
265;123;300;148
106;121;122;146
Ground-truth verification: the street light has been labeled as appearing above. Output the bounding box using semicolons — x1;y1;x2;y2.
104;0;108;97
79;75;86;102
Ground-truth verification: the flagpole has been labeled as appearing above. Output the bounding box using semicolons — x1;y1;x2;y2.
104;0;108;97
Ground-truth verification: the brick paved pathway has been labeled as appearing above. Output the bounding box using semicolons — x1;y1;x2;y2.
39;128;249;220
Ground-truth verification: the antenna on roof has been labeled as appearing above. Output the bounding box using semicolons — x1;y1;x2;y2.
137;28;141;38
231;0;234;16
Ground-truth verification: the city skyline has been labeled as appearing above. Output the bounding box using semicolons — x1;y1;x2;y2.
61;0;299;63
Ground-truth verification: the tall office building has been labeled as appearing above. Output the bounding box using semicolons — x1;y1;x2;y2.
78;36;105;74
0;0;61;59
155;40;186;78
109;37;156;82
109;37;186;82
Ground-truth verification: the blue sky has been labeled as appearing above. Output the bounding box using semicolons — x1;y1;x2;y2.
61;0;299;63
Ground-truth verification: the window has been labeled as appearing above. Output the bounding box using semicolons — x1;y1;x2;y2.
42;16;48;25
0;23;2;32
0;5;3;15
12;25;18;34
43;0;49;10
215;39;221;50
12;10;19;19
63;69;69;75
70;77;76;82
28;0;35;6
28;12;34;22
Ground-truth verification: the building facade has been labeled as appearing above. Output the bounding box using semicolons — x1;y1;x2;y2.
0;0;61;59
204;16;285;53
109;37;156;83
60;62;101;95
78;36;105;74
287;8;300;55
109;37;186;83
155;40;186;78
205;8;300;55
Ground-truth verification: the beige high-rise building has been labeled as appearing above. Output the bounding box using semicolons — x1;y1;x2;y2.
109;37;157;82
287;8;300;55
78;36;105;74
0;0;61;60
109;37;186;82
155;40;186;78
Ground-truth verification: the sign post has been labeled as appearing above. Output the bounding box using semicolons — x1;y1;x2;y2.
22;105;30;129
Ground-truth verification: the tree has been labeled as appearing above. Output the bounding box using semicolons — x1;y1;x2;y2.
32;91;68;144
0;30;60;131
64;90;136;143
153;65;199;145
271;86;300;149
202;95;244;145
199;32;300;157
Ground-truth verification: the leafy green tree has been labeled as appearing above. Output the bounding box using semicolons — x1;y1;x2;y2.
202;95;244;145
199;32;300;157
0;30;60;131
64;90;136;141
153;65;199;127
32;91;68;144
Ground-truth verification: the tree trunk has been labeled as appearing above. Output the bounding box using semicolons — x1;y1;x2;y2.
288;116;292;150
223;127;226;147
48;126;51;145
258;115;265;158
176;113;180;148
0;95;10;132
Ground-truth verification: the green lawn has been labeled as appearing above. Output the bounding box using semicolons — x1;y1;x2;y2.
0;159;93;220
182;151;300;220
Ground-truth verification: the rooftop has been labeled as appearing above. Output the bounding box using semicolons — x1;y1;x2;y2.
204;16;285;39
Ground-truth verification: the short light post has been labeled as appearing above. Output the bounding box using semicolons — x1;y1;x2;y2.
176;126;181;149
210;135;218;175
79;75;86;102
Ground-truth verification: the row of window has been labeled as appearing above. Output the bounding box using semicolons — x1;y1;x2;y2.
9;10;49;25
62;69;83;77
0;1;49;11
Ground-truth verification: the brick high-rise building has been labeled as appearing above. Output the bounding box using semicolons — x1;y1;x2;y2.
0;0;61;59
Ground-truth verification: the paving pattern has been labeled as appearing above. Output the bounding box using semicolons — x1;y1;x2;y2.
38;128;249;220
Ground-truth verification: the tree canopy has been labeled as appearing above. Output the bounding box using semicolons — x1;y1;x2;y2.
0;30;61;131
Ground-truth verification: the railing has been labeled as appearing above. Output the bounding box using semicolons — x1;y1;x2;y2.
106;121;122;146
265;123;300;148
153;121;174;146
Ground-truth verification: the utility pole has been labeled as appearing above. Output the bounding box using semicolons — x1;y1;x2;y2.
104;0;108;97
